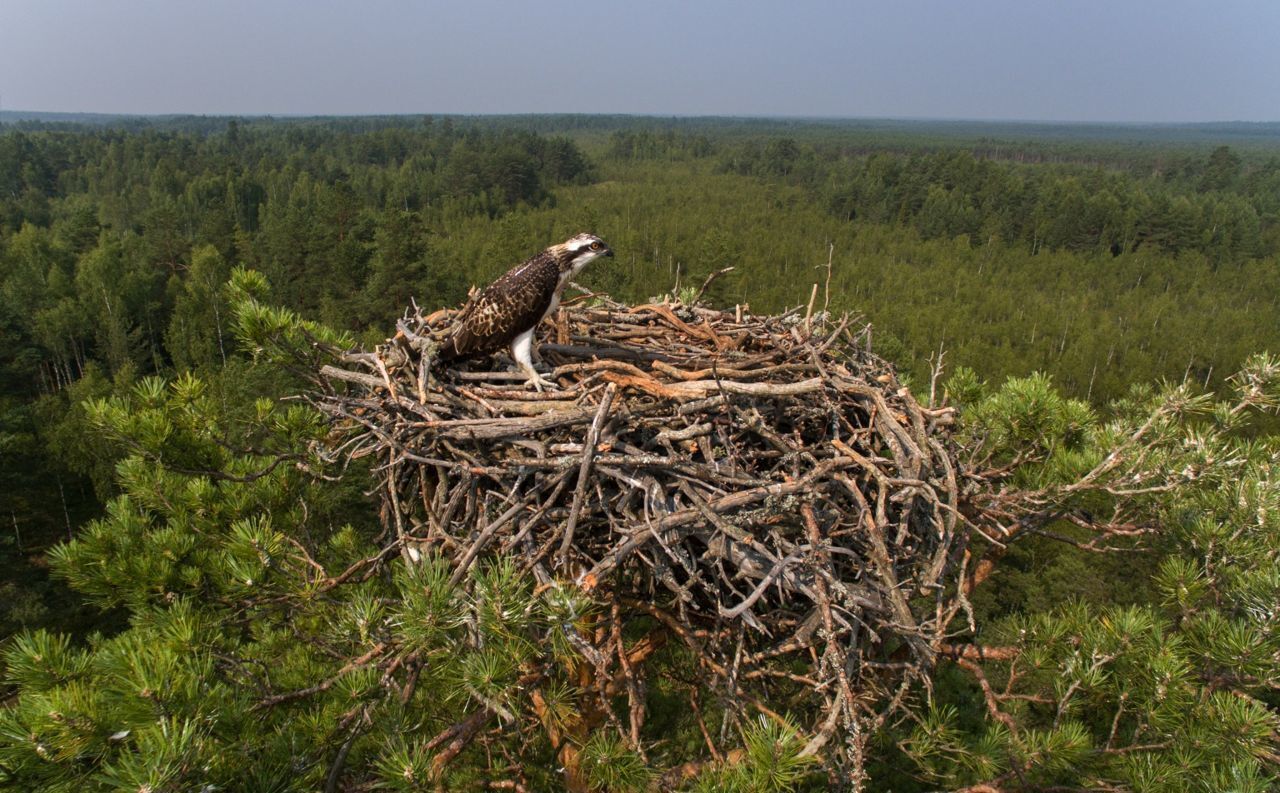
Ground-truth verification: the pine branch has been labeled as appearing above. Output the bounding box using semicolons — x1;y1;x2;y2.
253;643;389;709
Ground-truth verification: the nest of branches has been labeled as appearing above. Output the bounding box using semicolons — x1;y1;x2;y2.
312;291;978;778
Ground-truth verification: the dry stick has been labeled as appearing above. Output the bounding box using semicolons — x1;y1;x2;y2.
718;550;805;620
559;384;617;566
928;345;946;409
601;373;829;401
622;600;791;732
436;406;598;441
320;364;385;391
372;354;399;401
953;656;1017;730
634;303;722;344
804;282;819;332
385;468;411;560
415;342;434;407
835;376;925;468
822;241;834;315
830;469;931;660
502;471;574;553
678;480;785;561
800;503;860;745
650;359;819;382
448;486;544;587
428;708;495;780
610;598;647;753
799;696;845;759
580;456;853;586
693;266;736;303
688;687;723;762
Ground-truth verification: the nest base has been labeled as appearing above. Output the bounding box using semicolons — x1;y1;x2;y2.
315;296;971;769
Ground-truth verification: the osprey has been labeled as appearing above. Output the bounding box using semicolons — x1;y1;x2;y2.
439;233;613;390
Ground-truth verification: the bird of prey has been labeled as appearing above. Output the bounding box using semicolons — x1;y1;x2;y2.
438;233;613;390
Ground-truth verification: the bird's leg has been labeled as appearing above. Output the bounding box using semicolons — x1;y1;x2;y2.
511;329;557;392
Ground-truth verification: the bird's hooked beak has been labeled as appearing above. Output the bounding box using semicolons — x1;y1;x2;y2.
604;246;614;258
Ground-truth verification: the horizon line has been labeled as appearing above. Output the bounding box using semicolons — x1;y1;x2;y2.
2;108;1279;128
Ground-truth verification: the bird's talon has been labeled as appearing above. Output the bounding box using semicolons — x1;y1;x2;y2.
527;374;559;392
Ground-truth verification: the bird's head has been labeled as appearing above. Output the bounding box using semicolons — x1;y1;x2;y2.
551;232;613;277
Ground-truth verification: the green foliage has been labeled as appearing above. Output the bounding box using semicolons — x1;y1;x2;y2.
371;737;434;791
956;371;1097;481
920;597;1279;791
687;716;819;792
44;370;329;612
752;144;1272;261
420;155;1280;403
0;295;839;788
897;354;1280;791
3;115;1280;790
228;265;356;369
164;244;233;371
580;732;654;792
0;339;534;788
3;630;90;692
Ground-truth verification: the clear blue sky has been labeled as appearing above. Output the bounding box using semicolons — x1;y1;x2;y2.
2;0;1278;121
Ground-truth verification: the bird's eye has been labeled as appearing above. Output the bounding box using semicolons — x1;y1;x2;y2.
590;242;601;251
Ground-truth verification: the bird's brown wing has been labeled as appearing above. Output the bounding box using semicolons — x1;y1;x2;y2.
439;253;559;361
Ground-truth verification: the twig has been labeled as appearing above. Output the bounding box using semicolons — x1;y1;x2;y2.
559;384;616;566
693;266;736;304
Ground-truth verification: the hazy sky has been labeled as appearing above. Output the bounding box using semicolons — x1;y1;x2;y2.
2;0;1278;121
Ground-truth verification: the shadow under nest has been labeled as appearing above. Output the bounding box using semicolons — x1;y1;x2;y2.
312;291;976;773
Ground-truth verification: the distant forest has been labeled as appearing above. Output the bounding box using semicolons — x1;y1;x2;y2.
3;111;1279;617
2;114;1279;791
3;114;1278;394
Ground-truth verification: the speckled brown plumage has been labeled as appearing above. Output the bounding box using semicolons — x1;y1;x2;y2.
438;250;561;361
438;233;613;365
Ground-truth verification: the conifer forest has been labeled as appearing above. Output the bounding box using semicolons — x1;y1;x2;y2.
2;114;1280;791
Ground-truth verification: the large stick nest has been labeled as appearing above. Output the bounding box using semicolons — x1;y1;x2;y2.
313;292;976;768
